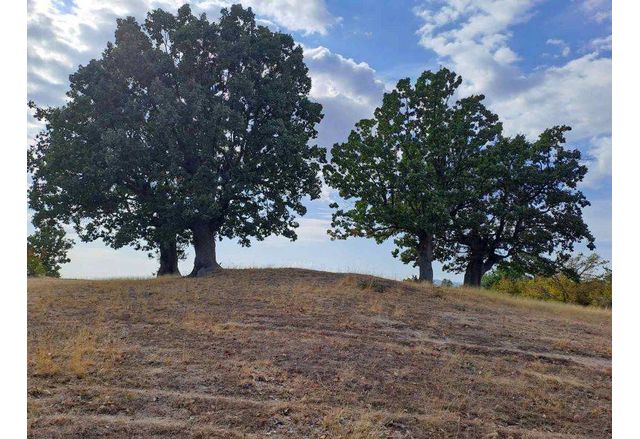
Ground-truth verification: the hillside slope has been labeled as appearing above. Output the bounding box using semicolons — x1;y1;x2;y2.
27;269;611;438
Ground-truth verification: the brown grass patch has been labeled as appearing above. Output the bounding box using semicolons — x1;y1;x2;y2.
28;268;611;438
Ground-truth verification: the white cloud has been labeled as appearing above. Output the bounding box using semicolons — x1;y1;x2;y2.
301;45;386;207
546;38;571;57
590;34;612;53
262;218;331;245
198;0;338;35
244;0;338;35
414;1;537;100
491;53;611;140
303;45;386;148
318;178;337;203
577;0;612;23
304;46;385;108
414;0;611;184
582;136;612;187
294;218;332;242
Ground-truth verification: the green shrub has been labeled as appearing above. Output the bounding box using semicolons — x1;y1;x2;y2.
27;224;73;278
492;274;611;308
481;264;528;289
484;253;611;308
440;279;454;287
27;247;46;277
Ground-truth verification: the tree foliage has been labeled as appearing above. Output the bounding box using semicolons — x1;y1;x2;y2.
326;68;594;286
28;4;324;277
445;127;595;285
27;224;73;278
325;68;501;282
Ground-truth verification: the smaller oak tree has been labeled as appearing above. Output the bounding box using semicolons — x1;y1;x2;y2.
27;223;74;277
325;68;501;282
444;127;595;286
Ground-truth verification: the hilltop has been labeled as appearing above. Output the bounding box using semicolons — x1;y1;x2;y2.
27;269;611;438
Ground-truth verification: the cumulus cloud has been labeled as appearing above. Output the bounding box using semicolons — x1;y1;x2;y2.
490;54;611;140
414;0;611;184
300;45;387;204
199;0;338;35
304;46;385;108
582;136;612;187
303;45;386;148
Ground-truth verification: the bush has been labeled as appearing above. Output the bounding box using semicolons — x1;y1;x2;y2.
483;253;611;308
440;279;454;287
27;224;73;278
27;247;46;277
481;264;528;289
492;274;611;308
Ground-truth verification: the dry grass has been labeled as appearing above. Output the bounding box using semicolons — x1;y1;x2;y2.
28;268;611;438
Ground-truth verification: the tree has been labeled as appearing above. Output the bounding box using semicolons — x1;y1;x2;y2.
27;223;73;277
28;15;188;276
559;252;610;283
28;4;324;277
324;68;501;282
444;127;595;286
27;248;46;277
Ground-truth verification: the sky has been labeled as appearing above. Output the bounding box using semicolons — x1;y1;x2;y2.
27;0;612;281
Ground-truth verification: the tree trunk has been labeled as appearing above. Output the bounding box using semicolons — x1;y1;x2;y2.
189;221;221;277
416;234;434;283
463;256;485;287
157;236;180;276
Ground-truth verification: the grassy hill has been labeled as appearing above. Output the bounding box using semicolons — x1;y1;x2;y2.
27;268;611;438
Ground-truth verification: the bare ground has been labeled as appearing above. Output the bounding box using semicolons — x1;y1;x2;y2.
27;268;611;438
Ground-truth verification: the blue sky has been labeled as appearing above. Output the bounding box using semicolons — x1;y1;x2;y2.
27;0;612;281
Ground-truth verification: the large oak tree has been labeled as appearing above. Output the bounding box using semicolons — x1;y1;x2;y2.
28;4;325;277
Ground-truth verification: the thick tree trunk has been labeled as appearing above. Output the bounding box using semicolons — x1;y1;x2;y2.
157;237;180;276
189;221;221;277
464;252;501;287
463;257;484;287
416;234;434;283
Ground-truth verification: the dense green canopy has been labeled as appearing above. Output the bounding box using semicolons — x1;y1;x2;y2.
325;68;502;282
28;4;325;276
326;68;594;285
27;223;73;278
444;126;595;285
